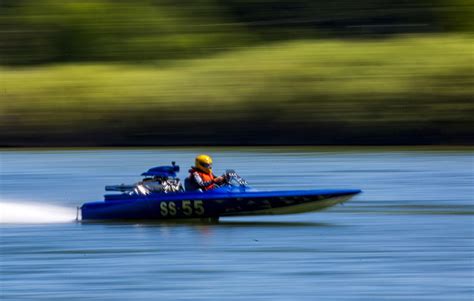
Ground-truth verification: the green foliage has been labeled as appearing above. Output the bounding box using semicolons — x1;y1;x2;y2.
1;0;473;65
0;0;251;64
435;0;474;32
1;35;472;145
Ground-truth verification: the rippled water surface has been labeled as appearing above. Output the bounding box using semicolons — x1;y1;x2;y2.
1;148;473;300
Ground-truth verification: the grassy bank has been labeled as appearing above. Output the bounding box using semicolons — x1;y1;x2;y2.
1;35;473;146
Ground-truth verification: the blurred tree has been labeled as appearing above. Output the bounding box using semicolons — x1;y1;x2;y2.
216;0;440;38
0;0;250;64
0;0;472;65
435;0;474;32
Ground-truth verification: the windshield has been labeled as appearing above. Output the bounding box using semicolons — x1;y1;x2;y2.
225;170;248;187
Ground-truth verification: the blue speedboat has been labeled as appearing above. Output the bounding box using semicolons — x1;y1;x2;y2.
79;162;361;222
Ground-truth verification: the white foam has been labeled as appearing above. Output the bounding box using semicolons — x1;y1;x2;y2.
0;200;77;224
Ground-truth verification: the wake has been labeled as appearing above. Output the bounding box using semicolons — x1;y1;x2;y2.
0;200;77;224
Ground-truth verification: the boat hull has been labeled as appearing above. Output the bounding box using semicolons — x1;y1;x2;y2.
80;189;361;221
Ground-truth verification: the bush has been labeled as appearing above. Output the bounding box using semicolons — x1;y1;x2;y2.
1;35;472;145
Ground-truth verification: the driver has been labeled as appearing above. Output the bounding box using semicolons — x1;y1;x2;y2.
186;154;225;191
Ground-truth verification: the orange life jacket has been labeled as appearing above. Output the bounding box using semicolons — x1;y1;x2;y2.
190;168;215;190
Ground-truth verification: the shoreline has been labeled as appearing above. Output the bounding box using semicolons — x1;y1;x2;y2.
1;145;472;152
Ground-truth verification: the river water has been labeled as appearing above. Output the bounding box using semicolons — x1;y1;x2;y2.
0;148;473;300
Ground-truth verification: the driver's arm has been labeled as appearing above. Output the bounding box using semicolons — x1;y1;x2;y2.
213;176;225;183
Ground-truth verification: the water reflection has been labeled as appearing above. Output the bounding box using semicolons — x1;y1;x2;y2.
1;149;473;300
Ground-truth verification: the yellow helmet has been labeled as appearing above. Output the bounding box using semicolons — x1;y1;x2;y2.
195;154;213;174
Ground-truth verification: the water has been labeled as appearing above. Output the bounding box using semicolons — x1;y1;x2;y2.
1;148;473;300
